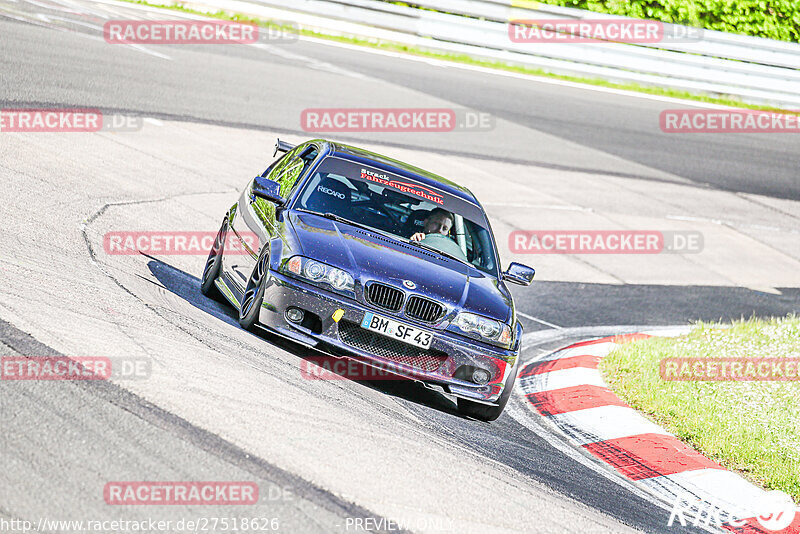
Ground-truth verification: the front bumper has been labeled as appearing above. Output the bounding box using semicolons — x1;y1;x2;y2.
257;270;518;404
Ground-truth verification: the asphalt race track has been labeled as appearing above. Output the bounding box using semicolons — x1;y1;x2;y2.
1;0;799;533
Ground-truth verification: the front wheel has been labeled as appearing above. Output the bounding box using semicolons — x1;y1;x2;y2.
239;248;269;331
457;359;519;422
201;218;227;301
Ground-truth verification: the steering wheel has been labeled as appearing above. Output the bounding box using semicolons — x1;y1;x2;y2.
352;203;401;234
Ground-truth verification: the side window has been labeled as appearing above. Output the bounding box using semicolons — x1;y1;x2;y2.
251;146;303;229
467;221;495;272
261;147;296;178
268;145;319;199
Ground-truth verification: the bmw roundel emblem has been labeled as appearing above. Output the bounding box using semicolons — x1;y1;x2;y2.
403;280;416;290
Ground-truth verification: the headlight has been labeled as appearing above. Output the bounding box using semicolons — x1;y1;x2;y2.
282;256;354;293
453;312;512;348
303;260;326;281
327;268;352;291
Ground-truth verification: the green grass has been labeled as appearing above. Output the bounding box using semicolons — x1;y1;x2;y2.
119;0;797;113
600;316;800;501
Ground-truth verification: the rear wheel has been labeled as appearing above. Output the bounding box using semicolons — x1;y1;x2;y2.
239;248;269;331
200;218;227;301
457;359;519;422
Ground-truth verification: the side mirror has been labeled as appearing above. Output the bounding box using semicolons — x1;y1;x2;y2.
502;262;535;286
252;177;286;205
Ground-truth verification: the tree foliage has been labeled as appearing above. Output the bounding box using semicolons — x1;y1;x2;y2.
539;0;800;42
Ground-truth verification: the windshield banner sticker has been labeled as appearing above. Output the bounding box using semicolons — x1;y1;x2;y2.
360;168;444;205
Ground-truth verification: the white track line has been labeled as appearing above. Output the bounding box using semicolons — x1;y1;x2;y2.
516;311;563;330
521;325;689;353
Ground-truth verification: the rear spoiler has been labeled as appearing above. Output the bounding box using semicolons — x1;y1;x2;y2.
274;138;296;157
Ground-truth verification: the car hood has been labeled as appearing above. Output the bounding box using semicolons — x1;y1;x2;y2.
287;211;512;322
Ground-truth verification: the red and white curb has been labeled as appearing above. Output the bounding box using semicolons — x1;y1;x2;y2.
517;331;800;533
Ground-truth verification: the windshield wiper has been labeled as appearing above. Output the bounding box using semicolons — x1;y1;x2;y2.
409;239;473;267
295;209;391;237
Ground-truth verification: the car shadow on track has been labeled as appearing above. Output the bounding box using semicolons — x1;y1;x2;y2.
145;257;466;419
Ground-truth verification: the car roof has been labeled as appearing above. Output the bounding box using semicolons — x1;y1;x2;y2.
320;140;480;206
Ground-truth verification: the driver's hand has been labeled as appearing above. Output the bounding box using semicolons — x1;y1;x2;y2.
410;232;425;242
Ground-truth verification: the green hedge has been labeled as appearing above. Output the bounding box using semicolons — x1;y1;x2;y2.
536;0;800;42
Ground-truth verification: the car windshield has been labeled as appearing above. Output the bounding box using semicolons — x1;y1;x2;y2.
294;156;499;275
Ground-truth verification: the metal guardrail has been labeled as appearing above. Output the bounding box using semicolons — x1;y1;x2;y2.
415;0;800;68
240;0;800;107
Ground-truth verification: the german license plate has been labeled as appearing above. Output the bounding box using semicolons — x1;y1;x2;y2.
360;312;433;349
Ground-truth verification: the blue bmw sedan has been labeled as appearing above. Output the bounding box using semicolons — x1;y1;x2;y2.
201;139;535;421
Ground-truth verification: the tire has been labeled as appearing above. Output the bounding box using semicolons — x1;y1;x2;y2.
201;218;227;301
238;248;269;331
457;358;519;422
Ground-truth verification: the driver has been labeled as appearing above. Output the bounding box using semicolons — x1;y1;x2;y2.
410;208;454;242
